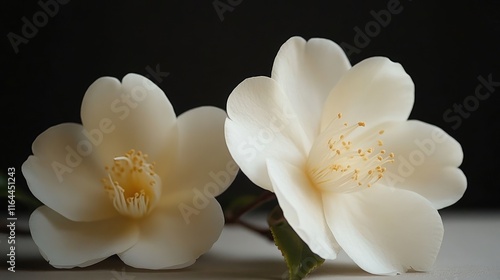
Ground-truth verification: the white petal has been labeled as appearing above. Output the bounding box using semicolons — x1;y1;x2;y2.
323;186;444;275
22;123;117;222
320;57;414;133
118;196;224;269
225;77;310;191
377;120;466;209
272;36;351;142
165;106;237;196
80;74;177;163
396;167;466;210
30;206;139;268
267;159;339;259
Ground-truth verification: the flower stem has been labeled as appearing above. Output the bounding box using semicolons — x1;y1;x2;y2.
224;190;276;241
235;219;274;241
225;191;276;222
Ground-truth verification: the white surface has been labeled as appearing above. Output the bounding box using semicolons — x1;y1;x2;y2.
1;211;499;279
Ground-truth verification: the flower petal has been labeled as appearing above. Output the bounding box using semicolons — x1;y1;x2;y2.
320;57;414;132
225;76;310;191
396;167;466;210
272;36;351;142
164;106;237;196
267;159;339;259
377;120;466;209
80;73;177;163
22;123;117;222
118;195;224;269
323;186;444;275
29;206;139;268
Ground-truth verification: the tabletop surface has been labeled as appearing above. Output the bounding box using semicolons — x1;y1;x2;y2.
1;211;499;280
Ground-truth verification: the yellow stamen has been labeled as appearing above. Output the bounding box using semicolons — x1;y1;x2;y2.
308;113;395;193
102;149;161;218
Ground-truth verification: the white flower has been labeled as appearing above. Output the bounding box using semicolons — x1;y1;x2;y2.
22;73;237;269
225;37;466;275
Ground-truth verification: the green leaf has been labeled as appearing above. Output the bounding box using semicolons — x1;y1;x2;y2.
268;205;325;280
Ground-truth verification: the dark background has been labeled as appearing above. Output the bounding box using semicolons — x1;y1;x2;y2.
2;0;499;212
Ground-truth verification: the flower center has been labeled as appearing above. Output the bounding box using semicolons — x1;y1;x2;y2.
307;113;395;193
102;149;161;218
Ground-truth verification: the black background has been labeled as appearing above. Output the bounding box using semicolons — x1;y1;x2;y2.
2;0;499;211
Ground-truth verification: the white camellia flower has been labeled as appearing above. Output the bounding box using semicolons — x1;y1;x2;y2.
22;73;237;269
225;37;466;275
